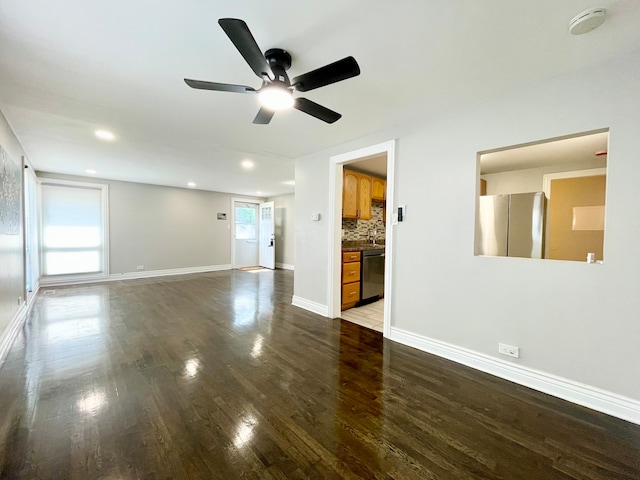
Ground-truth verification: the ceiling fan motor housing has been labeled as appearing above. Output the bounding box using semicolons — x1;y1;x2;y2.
265;48;292;71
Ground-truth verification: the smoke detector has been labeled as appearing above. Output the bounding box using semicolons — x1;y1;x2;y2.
569;8;607;35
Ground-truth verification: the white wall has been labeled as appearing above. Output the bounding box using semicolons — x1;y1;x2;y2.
38;173;261;275
268;194;295;268
294;51;640;409
0;110;26;342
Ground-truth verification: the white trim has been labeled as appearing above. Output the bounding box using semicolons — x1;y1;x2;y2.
389;327;640;425
0;283;39;368
292;296;329;317
0;304;27;368
41;264;232;286
275;262;294;270
328;140;396;339
542;167;606;199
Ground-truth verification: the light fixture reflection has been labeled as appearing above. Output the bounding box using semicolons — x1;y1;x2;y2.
259;85;294;111
241;160;254;170
184;358;200;379
233;414;257;448
77;390;107;415
251;335;263;359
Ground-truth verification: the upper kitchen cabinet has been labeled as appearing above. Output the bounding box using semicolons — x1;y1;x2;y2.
343;169;372;220
372;177;386;201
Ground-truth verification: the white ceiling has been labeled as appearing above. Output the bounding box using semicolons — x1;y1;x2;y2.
1;1;639;196
480;130;609;174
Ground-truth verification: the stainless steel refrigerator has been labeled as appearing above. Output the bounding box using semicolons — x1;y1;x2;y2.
476;192;545;258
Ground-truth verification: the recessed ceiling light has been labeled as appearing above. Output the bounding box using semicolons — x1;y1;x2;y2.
95;129;115;141
241;160;254;170
85;169;97;174
256;191;263;195
187;182;196;188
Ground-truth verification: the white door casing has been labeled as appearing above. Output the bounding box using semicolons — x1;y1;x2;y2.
328;140;396;338
259;201;275;269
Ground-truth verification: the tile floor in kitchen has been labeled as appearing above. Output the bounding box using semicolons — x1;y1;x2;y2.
340;298;384;332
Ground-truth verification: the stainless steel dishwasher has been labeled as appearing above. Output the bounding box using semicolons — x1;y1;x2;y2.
361;248;385;303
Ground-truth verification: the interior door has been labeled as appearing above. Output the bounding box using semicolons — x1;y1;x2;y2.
259;201;275;269
547;175;606;261
233;201;259;268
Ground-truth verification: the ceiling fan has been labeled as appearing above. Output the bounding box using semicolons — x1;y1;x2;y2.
184;18;360;125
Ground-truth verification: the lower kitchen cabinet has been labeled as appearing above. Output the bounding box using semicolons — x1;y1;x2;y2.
341;251;361;310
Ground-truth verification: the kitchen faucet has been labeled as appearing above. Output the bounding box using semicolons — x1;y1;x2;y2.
369;227;378;246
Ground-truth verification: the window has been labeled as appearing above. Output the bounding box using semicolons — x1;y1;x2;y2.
40;179;108;280
235;205;256;240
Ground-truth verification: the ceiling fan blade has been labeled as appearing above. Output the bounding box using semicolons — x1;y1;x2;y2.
292;56;360;93
184;78;257;93
218;18;274;80
253;107;275;124
294;98;342;123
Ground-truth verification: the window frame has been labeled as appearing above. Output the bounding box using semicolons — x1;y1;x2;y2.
38;178;109;285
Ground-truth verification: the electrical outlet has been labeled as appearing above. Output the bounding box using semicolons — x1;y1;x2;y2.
136;265;144;270
499;343;520;358
18;296;22;305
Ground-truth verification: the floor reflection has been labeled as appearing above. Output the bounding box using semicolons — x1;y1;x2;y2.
231;270;275;329
35;290;108;374
76;388;107;415
336;320;384;474
233;413;258;449
183;357;200;379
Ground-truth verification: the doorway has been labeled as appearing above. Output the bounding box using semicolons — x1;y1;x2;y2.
544;169;606;261
232;200;276;269
328;140;396;338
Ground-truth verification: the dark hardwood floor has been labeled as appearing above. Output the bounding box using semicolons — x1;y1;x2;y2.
0;269;638;479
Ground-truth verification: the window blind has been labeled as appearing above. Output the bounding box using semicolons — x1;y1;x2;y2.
40;183;105;276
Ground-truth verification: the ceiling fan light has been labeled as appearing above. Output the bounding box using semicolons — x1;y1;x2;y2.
259;85;294;111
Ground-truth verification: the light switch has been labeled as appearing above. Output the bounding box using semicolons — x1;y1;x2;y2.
311;213;321;221
398;205;406;221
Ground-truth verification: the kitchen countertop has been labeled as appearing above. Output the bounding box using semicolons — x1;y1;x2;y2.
342;241;386;252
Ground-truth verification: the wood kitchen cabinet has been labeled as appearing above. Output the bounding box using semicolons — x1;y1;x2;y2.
342;169;372;220
341;251;361;310
372;177;386;201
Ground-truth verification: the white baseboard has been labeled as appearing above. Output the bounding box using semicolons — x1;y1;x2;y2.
41;264;232;286
0;284;40;368
276;262;294;271
292;296;329;317
40;273;109;286
108;264;232;281
389;327;640;426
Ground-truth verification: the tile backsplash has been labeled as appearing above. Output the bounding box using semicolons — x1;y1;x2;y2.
342;202;385;241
